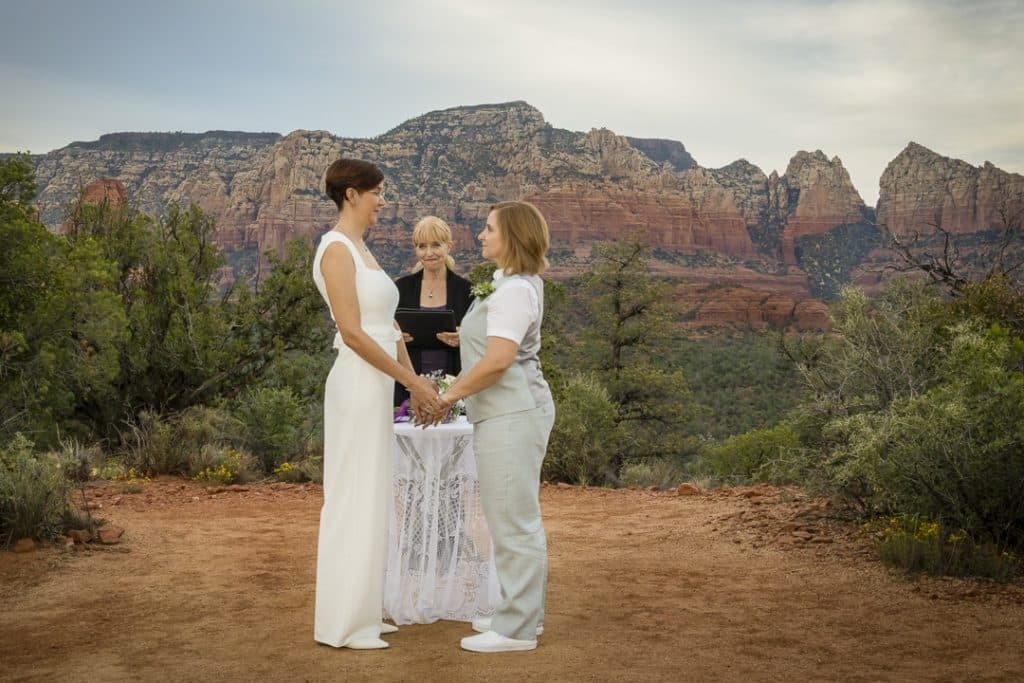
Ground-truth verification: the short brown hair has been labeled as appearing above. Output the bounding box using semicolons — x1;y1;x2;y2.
324;158;384;210
490;201;549;275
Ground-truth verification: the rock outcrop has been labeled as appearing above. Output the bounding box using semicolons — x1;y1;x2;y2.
25;104;1023;329
877;142;1024;236
775;151;872;265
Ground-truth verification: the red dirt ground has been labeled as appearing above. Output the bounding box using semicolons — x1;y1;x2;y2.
2;479;1022;682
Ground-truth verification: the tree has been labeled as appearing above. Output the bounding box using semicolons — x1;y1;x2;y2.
1;156;333;447
66;201;332;438
573;239;697;474
1;156;127;445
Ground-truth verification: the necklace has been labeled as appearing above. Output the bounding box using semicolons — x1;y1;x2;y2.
424;276;444;300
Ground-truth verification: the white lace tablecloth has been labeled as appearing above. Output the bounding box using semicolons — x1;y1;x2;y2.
384;417;502;624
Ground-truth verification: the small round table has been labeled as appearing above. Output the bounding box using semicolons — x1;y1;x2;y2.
385;417;502;624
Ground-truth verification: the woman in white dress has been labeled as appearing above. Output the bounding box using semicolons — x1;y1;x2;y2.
312;158;444;650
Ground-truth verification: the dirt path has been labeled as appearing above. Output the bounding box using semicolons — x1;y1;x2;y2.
2;479;1022;682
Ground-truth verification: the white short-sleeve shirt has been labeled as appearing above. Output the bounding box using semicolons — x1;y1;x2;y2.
486;270;540;346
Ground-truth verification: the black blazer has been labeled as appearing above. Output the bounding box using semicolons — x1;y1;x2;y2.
393;267;474;406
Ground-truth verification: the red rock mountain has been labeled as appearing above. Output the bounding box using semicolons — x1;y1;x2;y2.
28;103;1023;329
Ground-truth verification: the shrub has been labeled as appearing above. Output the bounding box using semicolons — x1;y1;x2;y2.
120;410;186;475
118;407;246;477
864;515;1020;581
806;323;1024;546
298;456;323;484
175;405;244;457
775;281;1024;563
51;439;105;482
189;444;259;484
618;458;690;489
701;422;799;483
234;387;305;472
0;434;72;545
273;461;304;483
544;374;619;485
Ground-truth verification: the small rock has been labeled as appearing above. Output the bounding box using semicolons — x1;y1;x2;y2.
68;529;92;544
97;526;124;545
557;482;572;489
111;496;124;506
647;485;660;492
541;481;550;488
676;483;701;496
13;538;35;553
84;501;102;511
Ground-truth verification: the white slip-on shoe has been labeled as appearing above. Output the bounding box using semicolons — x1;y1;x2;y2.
460;630;537;653
346;638;389;650
471;617;543;636
380;623;399;634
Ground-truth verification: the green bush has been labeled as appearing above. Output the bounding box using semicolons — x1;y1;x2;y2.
176;405;245;455
618;458;690;489
234;387;306;472
544;374;619;486
117;406;249;477
120;410;187;475
773;280;1024;559
273;461;305;483
1;155;332;450
700;422;799;483
0;434;72;545
51;439;105;482
298;456;323;484
825;323;1024;547
865;515;1020;581
190;445;259;485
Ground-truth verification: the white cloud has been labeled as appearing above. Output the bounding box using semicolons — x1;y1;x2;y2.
2;0;1022;204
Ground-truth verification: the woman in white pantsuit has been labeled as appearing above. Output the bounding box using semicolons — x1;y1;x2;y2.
312;158;443;650
420;201;555;653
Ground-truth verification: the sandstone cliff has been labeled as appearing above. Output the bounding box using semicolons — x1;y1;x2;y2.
25;103;1023;330
877;142;1024;236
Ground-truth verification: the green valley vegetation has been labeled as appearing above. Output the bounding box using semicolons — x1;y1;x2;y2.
541;239;803;488
541;225;1024;579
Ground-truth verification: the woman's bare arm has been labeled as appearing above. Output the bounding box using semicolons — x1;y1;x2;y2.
321;244;441;410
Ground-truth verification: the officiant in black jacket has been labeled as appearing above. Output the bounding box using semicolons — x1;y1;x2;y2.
394;216;474;406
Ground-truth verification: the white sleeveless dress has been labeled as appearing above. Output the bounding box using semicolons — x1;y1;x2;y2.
312;230;400;647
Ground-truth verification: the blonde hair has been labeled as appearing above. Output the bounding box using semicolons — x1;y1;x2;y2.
489;201;549;275
411;216;456;272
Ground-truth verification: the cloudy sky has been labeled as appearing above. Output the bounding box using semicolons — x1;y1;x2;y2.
2;0;1021;203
